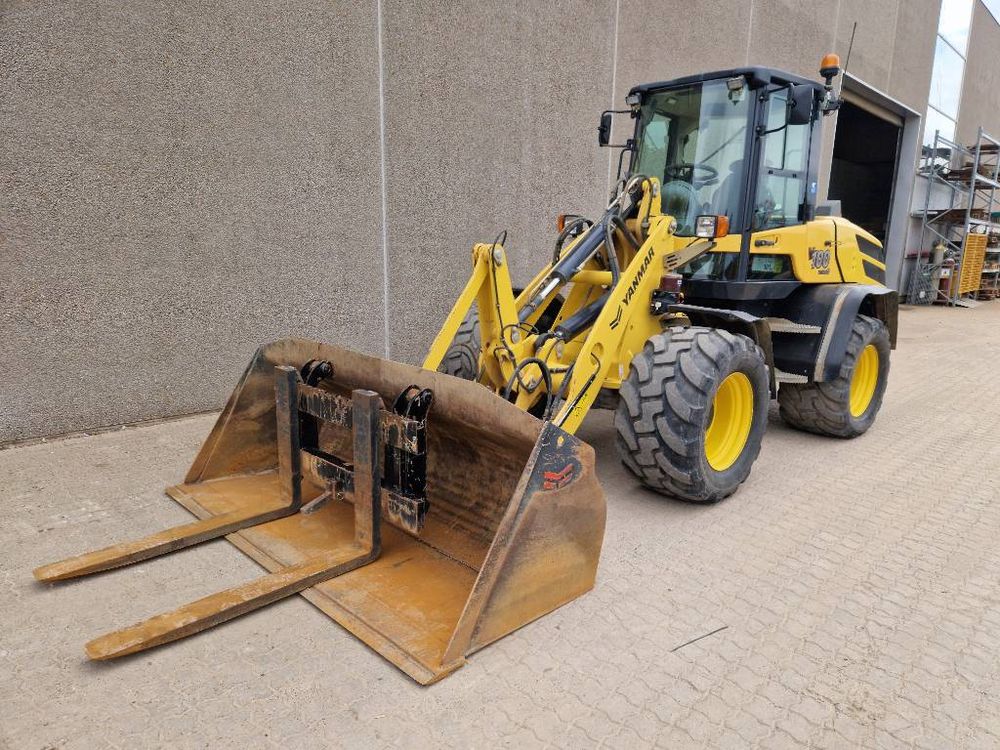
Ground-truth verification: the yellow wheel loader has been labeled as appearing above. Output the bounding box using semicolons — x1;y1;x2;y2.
426;54;896;503
36;55;895;683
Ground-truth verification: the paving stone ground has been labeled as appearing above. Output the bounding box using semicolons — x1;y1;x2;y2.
2;303;1000;749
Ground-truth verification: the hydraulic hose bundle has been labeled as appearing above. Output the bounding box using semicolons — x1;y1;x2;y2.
500;176;648;418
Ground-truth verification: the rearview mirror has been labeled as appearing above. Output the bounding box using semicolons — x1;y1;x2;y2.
788;84;814;125
598;112;612;146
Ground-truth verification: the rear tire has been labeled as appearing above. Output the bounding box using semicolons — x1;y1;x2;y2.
777;314;890;438
615;327;769;503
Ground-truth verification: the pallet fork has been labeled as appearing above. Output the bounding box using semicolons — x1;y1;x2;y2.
36;340;605;683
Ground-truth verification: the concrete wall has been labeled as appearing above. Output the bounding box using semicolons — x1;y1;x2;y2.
957;1;1000;144
0;0;949;442
1;1;386;441
379;0;616;366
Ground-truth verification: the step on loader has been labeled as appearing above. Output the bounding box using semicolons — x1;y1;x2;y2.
37;54;897;682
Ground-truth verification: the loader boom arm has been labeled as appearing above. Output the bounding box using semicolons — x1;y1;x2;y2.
552;214;680;432
424;177;722;434
423;242;519;379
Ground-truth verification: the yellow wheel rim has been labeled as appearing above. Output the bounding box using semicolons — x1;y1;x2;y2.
849;344;879;417
704;372;755;472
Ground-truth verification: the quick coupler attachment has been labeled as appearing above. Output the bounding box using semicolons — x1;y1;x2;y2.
383;385;434;533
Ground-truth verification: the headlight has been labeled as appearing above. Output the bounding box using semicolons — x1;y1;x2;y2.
695;215;730;239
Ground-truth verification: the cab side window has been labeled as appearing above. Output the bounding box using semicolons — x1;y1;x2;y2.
754;89;810;230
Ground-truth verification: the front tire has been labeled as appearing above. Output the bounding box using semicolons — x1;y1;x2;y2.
777;314;890;438
615;327;769;503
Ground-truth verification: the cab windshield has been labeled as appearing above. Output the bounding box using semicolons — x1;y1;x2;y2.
631;80;750;236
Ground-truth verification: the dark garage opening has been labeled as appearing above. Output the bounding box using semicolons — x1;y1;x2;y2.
828;100;901;243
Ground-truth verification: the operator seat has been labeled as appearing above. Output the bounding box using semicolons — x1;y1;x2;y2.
661;177;698;234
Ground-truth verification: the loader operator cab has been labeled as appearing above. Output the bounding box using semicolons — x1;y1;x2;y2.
619;67;827;289
631;78;750;235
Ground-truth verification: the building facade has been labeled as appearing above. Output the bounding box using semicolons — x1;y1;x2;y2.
3;0;1000;442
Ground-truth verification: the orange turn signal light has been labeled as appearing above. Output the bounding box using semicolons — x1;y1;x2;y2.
716;215;730;238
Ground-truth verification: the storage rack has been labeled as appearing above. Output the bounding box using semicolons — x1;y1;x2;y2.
908;127;1000;305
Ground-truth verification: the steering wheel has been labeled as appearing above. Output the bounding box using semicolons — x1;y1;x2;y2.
664;162;719;188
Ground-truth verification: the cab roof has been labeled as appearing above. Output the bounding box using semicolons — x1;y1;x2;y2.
628;66;824;97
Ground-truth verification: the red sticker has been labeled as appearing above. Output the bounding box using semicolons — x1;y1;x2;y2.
542;463;574;490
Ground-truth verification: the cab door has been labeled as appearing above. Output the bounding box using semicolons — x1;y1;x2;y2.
746;87;841;283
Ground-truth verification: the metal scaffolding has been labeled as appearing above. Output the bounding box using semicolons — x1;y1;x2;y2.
908;127;1000;306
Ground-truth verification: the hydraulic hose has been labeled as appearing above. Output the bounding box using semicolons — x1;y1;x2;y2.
611;215;640;250
501;357;554;417
603;219;621;287
553;217;593;265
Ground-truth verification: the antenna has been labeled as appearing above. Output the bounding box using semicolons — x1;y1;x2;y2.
843;22;857;80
